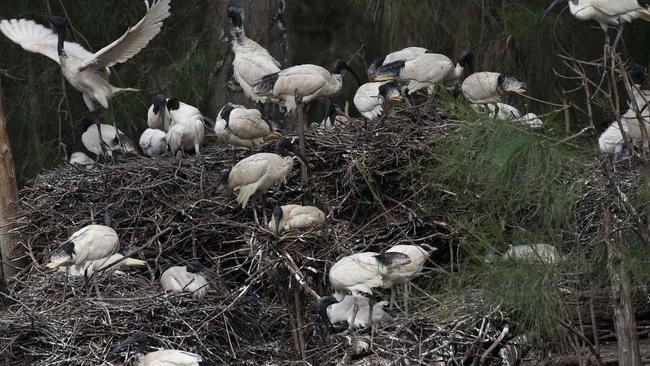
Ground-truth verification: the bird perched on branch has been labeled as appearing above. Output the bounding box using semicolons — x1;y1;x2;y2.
214;104;282;148
111;331;219;366
253;60;361;113
80;115;137;160
227;7;282;104
268;204;326;236
221;137;307;224
385;244;437;314
160;260;209;299
0;0;171;155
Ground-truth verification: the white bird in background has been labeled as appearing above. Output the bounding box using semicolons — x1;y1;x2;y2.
628;65;650;115
372;50;474;94
517;113;544;129
316;294;391;330
253;60;361;113
160;260;209;299
353;81;404;123
147;95;172;131
221;137;307;224
328;251;411;329
503;243;562;265
462;72;527;115
214;104;282;148
226;7;282;104
367;46;428;78
472;102;521;120
46;219;119;269
0;0;171;153
385;244;437;314
162;98;206;157
139;128;168;157
60;253;146;277
80;116;137;159
61;143;95;169
111;331;219;366
598;108;647;160
268;204;326;236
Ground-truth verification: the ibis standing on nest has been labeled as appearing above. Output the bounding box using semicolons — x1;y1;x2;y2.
462;72;527;117
353;81;404;125
385;244;437;314
268;204;326;236
326;251;411;330
367;47;428;79
253;60;361;113
160;260;209;299
227;7;281;104
111;331;218;366
221;137;307;224
147;95;172;131
0;0;171;154
214;103;282;148
163;98;206;157
80;115;137;159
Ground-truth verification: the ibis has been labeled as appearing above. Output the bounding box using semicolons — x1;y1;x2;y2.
111;331;218;366
160;260;209;299
353;81;404;123
628;65;650;114
61;143;95;169
46;221;119;269
0;0;171;154
214;103;281;148
227;7;281;104
504;244;562;265
471;102;521;120
328;251;411;329
598;108;647;164
268;204;326;236
321;101;351;129
221;137;307;224
80;115;137;159
462;72;527;116
253;60;361;113
61;253;146;277
385;244;437;313
147;95;172;131
517;113;544;129
316;294;391;330
367;46;428;78
139;128;168;157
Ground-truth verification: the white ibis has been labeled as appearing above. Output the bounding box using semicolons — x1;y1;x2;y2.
471;102;521;120
517;113;544;129
371;50;474;94
316;294;391;330
268;204;326;236
598;108;646;162
462;72;527;117
214;103;281;148
628;65;650;114
367;47;428;78
328;251;411;330
253;60;361;113
139;128;168;157
0;0;171;153
111;331;218;366
147;95;172;131
160;260;209;299
80;116;137;159
385;244;437;314
61;143;95;169
504;244;562;264
227;7;281;104
221;137;307;224
61;253;146;277
165;121;205;158
353;81;404;123
46;222;119;269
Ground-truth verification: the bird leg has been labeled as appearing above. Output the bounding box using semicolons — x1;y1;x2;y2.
403;283;410;315
91;111;110;160
261;198;268;225
389;286;396;310
251;200;260;226
349;295;360;331
367;295;376;327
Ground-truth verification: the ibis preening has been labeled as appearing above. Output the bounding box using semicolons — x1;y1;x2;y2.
80;115;137;159
139;128;168;157
253;60;361;113
462;72;527;117
268;204;326;236
221;137;307;224
214;103;281;148
227;7;281;104
372;51;474;95
367;47;428;79
316;294;391;330
504;244;562;265
353;81;404;123
61;253;146;277
46;223;119;269
385;244;437;314
61;143;95;169
111;331;218;366
328;251;411;329
160;260;209;299
147;95;173;131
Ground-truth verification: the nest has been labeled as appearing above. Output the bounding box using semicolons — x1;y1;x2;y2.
1;106;514;365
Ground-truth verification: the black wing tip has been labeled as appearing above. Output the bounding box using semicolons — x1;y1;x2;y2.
253;72;280;93
375;252;410;267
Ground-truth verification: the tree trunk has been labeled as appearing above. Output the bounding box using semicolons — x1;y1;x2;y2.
0;77;19;281
603;209;642;366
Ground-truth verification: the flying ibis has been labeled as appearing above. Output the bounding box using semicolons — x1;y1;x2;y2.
268;204;326;236
160;260;209;299
214;103;281;149
111;331;218;366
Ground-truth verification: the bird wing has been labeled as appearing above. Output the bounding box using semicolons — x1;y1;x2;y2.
384;46;428;64
592;0;647;16
229;108;270;139
401;54;453;82
234;53;281;84
228;153;278;188
139;129;155;150
273;66;329;96
142;349;203;365
0;18;94;64
78;0;171;71
353;83;382;114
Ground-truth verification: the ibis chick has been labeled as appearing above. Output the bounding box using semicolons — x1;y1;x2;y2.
139;128;168;157
504;244;562;265
462;72;527;105
160;260;209;299
61;143;95;169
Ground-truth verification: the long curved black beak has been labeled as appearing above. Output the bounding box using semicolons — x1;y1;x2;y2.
154;96;167;129
289;147;309;174
541;0;565;22
272;206;283;237
323;99;336;126
109;338;134;354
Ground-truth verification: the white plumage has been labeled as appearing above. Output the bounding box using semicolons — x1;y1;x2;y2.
504;244;562;265
227;7;281;104
46;224;119;269
517;113;544;129
268;204;326;234
368;47;428;78
160;261;209;299
353;81;403;120
385;244;436;312
544;0;650;30
60;253;146;277
471;102;521;120
165;120;205;157
111;331;216;366
80;117;137;158
326;294;391;328
214;104;281;148
0;0;171;112
147;95;172;131
139;128;168;157
462;72;527;104
598;109;648;153
69;151;96;169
